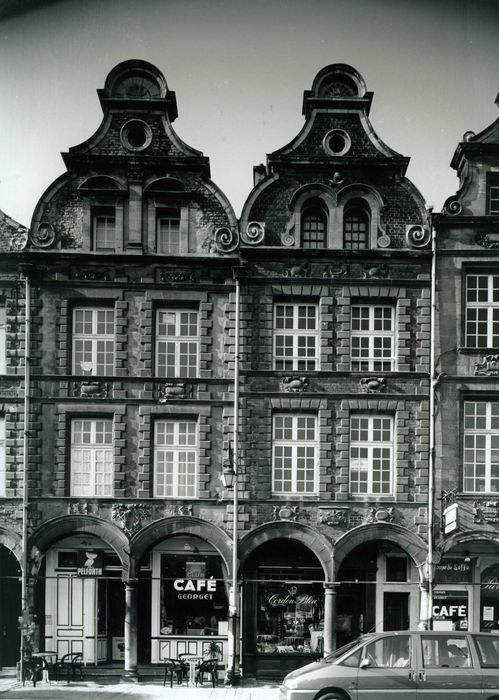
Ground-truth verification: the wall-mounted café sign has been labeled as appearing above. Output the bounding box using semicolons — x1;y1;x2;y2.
172;578;218;600
76;551;103;576
435;558;472;584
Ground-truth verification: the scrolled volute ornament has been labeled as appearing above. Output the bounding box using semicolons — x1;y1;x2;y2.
241;221;265;246
31;221;57;248
443;196;463;216
213;226;239;254
405;224;430;249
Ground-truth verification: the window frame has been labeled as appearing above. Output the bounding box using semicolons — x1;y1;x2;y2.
92;206;117;251
301;202;327;248
464;273;499;349
272;413;318;495
156;207;182;254
462;399;499;494
351;304;396;372
349;414;394;496
0;416;5;497
155;307;199;378
153;419;198;498
70;417;114;498
343;206;370;250
273;302;319;371
72;306;115;376
0;304;5;374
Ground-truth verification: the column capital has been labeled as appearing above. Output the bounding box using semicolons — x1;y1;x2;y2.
323;581;340;592
124;578;139;588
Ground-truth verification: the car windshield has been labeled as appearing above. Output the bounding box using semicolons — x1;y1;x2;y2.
324;635;373;662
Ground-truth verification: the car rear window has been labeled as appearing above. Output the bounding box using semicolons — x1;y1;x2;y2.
475;636;499;668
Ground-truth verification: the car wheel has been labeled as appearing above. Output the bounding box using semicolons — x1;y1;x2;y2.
317;693;345;700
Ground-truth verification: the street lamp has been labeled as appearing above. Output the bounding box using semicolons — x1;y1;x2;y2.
221;456;237;491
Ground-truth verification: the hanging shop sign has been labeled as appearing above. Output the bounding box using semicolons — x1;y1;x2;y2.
76;551;103;576
172;577;218;600
435;558;472;584
443;503;459;534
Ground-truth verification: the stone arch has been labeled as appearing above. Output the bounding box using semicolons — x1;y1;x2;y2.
130;517;233;580
239;521;334;581
0;527;22;568
436;529;499;564
28;515;130;579
334;523;428;581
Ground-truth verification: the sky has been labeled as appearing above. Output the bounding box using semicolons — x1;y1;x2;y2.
0;0;498;227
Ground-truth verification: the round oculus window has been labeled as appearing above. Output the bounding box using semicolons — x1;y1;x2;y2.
323;129;351;157
120;119;153;152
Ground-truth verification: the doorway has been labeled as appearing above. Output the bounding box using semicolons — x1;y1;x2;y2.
0;546;21;668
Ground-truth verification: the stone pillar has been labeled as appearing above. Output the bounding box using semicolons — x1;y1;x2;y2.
122;579;139;682
323;582;338;655
419;580;431;630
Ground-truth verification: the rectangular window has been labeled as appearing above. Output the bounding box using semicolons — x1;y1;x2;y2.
155;309;198;377
157;208;181;254
0;417;5;497
351;305;395;371
488;185;499;215
92;208;116;250
154;420;198;498
465;274;499;348
350;415;393;495
71;418;113;497
273;414;317;494
463;400;499;493
274;303;318;371
72;307;114;376
0;306;5;374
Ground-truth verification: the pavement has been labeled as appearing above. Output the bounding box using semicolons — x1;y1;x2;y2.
0;679;281;699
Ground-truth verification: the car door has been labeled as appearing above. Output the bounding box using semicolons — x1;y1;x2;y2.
356;634;417;700
416;634;482;700
471;634;499;696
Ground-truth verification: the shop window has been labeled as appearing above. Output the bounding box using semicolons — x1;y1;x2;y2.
463;400;499;493
273;303;318;371
156;208;181;254
256;566;324;654
480;564;499;632
57;551;79;568
155;308;199;377
272;414;317;494
72;307;115;376
344;206;369;249
301;200;327;248
70;418;114;497
350;415;393;496
154;420;198;498
159;551;228;636
92;207;116;250
0;305;5;373
465;274;499;348
363;635;411;668
0;416;5;497
351;305;395;371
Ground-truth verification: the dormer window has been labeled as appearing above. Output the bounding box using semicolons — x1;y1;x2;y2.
301;200;327;248
157;208;181;254
344;204;369;250
92;207;116;251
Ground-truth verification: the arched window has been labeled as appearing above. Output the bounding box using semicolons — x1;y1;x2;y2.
301;199;327;248
344;206;369;249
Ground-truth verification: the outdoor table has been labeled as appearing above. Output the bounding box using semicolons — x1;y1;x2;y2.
179;654;205;685
31;651;57;683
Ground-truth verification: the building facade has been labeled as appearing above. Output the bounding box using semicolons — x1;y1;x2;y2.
0;59;449;682
433;96;499;637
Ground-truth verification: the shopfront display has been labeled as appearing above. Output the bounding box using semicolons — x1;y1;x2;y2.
480;564;499;632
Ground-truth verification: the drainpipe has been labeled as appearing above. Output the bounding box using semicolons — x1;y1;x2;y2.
226;268;241;685
20;268;31;675
426;224;437;628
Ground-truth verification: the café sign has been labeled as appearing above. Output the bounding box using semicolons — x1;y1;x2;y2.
173;578;217;600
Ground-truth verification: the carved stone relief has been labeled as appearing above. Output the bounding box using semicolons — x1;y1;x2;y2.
281;376;309;393
359;377;386;393
112;503;152;535
273;504;299;521
74;381;109;398
475;355;499;376
318;508;350;527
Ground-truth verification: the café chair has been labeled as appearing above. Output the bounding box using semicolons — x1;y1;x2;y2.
163;657;187;687
53;652;83;683
195;658;218;687
22;657;47;687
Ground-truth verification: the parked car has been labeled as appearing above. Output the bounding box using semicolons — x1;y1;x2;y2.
279;630;499;700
